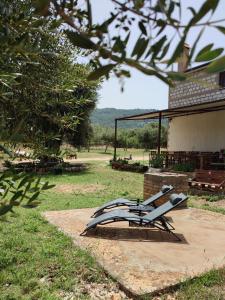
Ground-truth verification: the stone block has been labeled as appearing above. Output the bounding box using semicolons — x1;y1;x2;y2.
143;171;189;208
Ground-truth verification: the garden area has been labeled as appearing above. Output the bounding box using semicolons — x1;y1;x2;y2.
1;0;225;299
1;161;225;299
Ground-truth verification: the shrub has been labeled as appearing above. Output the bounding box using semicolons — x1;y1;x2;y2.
150;155;164;168
173;163;195;172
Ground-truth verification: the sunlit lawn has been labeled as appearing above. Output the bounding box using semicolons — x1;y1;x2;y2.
0;161;225;299
76;147;150;161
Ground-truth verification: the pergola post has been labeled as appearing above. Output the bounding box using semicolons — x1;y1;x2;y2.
113;119;118;161
157;112;162;155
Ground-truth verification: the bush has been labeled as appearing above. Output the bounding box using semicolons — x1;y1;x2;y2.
173;163;195;172
150;155;164;168
111;160;148;173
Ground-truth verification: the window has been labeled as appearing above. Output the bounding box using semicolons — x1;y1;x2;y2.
219;71;225;88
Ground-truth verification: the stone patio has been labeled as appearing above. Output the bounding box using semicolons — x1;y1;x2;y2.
43;207;225;297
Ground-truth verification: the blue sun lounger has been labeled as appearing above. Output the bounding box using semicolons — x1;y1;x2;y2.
92;185;173;217
82;193;188;241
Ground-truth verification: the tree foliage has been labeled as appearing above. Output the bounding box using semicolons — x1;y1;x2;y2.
91;123;167;151
0;171;54;216
0;0;98;215
37;0;225;84
0;0;99;156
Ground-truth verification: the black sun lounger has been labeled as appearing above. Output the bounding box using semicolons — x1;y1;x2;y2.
81;193;188;241
92;185;173;217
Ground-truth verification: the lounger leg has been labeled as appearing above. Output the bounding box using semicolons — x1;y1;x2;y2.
164;219;175;231
80;229;87;236
160;219;181;241
168;229;182;241
80;225;96;236
158;217;175;231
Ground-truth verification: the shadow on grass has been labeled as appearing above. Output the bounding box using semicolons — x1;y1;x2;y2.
41;168;95;179
97;151;113;155
84;226;188;244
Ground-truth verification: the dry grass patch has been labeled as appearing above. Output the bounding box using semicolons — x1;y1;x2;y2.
54;183;106;194
190;197;225;209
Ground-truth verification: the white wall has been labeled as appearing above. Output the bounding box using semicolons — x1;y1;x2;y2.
168;110;225;152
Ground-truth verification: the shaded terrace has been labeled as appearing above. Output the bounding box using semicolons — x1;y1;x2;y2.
113;98;225;169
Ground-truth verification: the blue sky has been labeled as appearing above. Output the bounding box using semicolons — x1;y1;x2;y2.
90;1;225;110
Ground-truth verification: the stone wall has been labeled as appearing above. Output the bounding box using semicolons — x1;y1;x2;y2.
169;68;225;108
143;171;189;208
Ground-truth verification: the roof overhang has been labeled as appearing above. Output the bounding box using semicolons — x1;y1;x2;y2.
116;98;225;121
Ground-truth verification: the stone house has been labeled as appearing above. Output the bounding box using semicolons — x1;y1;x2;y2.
115;45;225;159
168;45;225;152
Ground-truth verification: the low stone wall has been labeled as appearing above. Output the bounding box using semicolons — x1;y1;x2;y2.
144;171;189;208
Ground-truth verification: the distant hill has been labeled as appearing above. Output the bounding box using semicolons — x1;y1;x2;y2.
90;108;157;128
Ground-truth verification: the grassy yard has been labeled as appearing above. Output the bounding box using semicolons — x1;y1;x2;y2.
0;161;225;299
76;147;149;161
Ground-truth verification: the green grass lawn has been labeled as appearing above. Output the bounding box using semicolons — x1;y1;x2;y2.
0;162;225;299
75;147;150;161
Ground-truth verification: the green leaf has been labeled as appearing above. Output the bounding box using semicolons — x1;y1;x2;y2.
87;0;92;28
131;36;142;57
168;36;186;66
188;7;196;16
189;0;219;26
131;37;149;59
207;56;225;73
41;182;55;190
65;31;96;50
138;21;147;36
10;191;23;202
168;1;175;16
156;19;166;36
87;64;116;81
27;192;40;204
112;38;125;53
23;201;41;208
18;175;31;189
152;35;167;59
98;13;118;33
157;42;170;60
196;48;223;62
124;32;130;46
216;26;225;35
0;204;13;216
34;0;50;15
134;0;144;10
196;44;214;58
189;27;205;62
168;72;187;81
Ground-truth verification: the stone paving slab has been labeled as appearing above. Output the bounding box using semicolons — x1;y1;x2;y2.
43;208;225;297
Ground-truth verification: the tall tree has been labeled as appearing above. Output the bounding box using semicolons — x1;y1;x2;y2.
0;0;99;216
0;0;99;156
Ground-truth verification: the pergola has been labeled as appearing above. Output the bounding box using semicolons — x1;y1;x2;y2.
113;98;225;160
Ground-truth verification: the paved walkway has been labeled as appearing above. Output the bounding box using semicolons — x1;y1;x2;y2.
44;207;225;297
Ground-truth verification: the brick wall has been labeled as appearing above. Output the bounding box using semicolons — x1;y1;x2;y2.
169;68;225;108
144;172;189;208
